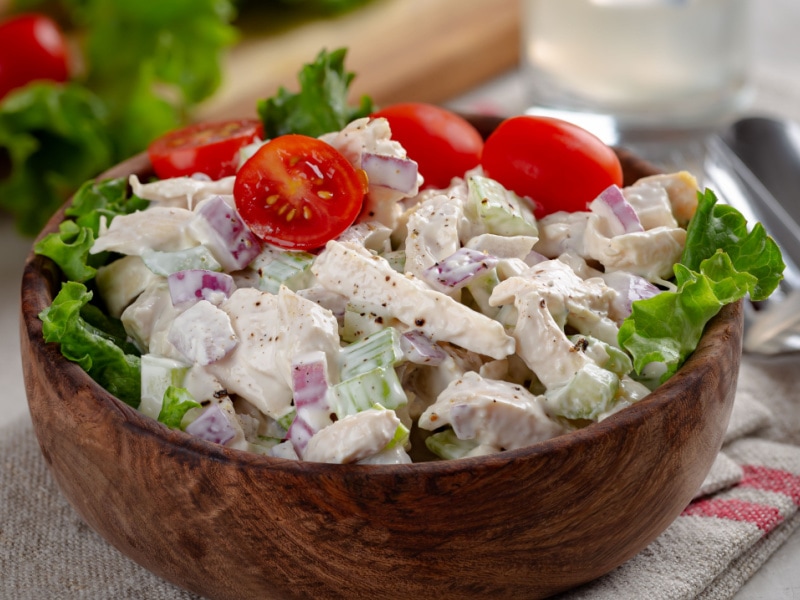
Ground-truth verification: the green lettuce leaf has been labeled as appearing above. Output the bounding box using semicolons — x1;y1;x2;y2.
258;47;374;138
158;386;201;429
682;189;784;301
39;282;141;407
0;0;236;235
34;177;148;283
0;82;114;235
619;189;784;383
76;0;238;158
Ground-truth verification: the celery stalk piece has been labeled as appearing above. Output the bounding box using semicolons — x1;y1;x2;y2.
544;362;620;421
380;249;406;273
465;269;501;318
330;366;408;418
468;174;538;236
567;334;634;378
425;428;481;460
140;354;189;420
340;303;389;343
340;327;404;380
141;246;222;276
258;251;315;294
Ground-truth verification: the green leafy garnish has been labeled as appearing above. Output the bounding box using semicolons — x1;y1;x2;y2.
39;282;141;407
34;177;148;283
158;386;201;429
257;47;374;138
0;82;114;235
619;189;785;383
0;0;237;235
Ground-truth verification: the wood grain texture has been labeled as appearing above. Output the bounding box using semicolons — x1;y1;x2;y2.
20;123;743;599
196;0;521;121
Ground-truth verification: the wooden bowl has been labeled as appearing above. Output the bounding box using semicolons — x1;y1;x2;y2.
20;118;743;600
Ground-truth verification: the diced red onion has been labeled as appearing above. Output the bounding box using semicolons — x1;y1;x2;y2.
185;403;236;445
196;196;262;270
524;249;549;266
591;185;644;236
450;404;477;440
287;351;333;456
168;269;235;306
603;271;661;318
400;330;447;366
422;247;499;291
361;152;419;194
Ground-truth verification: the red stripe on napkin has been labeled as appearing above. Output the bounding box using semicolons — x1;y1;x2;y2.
739;465;800;505
681;498;783;532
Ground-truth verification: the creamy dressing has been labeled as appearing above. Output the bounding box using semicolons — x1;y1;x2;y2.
94;117;699;463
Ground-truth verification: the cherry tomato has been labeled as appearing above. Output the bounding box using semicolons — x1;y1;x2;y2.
234;134;367;251
0;14;70;100
371;102;483;190
481;115;623;216
147;119;263;180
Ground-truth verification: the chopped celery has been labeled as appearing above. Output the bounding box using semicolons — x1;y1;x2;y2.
141;246;222;276
277;409;297;432
258;251;315;294
468;175;538;237
465;269;501;318
340;327;404;379
425;428;481;460
380;249;406;273
544;363;619;421
568;334;634;378
330;366;407;417
140;354;189;420
340;303;389;343
385;418;410;450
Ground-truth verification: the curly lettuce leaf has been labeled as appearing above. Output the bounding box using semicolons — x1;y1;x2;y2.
0;82;114;235
73;0;238;158
158;386;201;429
682;189;784;300
619;189;784;383
39;282;141;407
34;177;148;283
258;47;374;138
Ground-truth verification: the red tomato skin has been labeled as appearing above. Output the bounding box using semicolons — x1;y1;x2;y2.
0;14;70;100
147;119;263;180
371;103;483;190
481;115;623;216
234;134;366;251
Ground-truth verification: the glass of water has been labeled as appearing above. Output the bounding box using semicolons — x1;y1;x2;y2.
520;0;753;136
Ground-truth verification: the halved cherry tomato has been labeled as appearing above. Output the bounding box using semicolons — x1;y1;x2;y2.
481;115;623;217
234;134;367;251
371;103;483;190
0;14;70;100
147;119;263;180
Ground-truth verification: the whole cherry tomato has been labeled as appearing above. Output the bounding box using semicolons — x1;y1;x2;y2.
0;14;70;100
147;119;264;180
481;115;623;216
234;134;367;251
371;102;484;190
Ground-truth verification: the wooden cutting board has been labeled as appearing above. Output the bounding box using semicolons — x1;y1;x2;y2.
197;0;521;121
